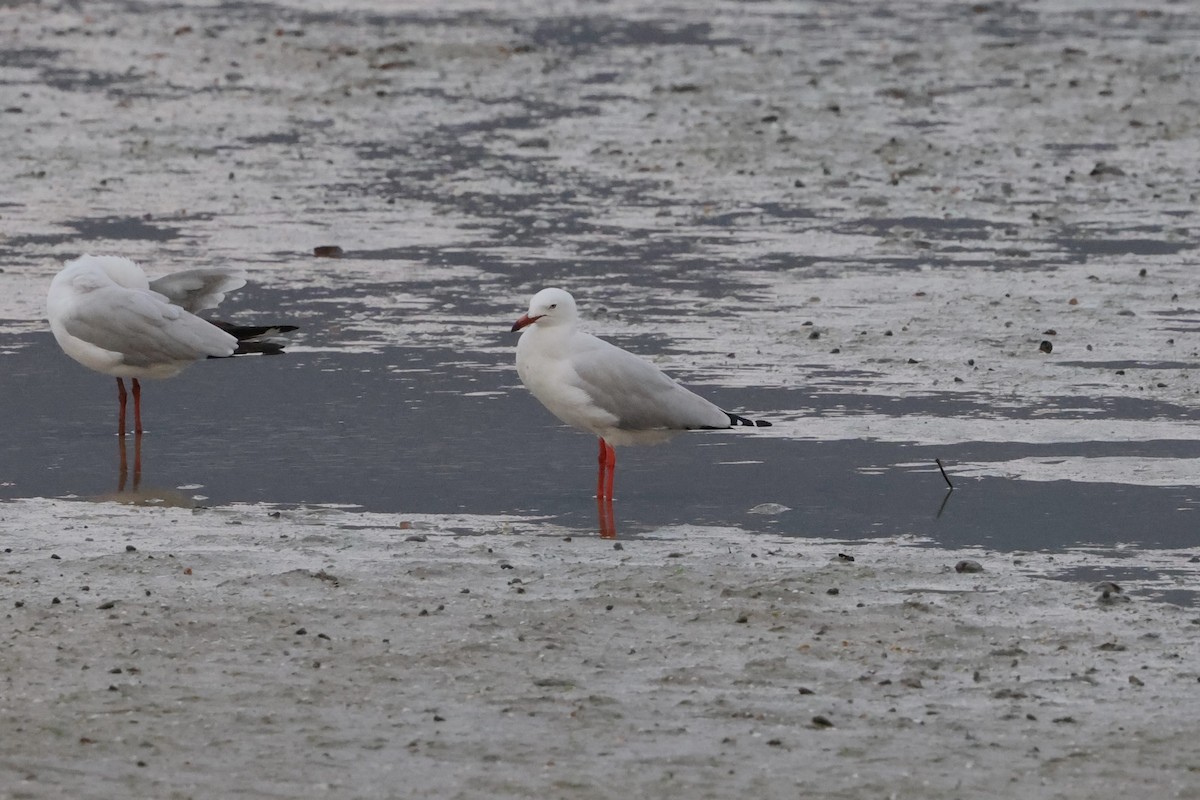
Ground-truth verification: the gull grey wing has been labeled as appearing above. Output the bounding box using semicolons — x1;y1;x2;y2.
149;268;248;313
570;336;728;431
61;284;237;366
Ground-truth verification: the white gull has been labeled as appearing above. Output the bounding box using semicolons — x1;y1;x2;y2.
47;254;295;435
511;287;770;503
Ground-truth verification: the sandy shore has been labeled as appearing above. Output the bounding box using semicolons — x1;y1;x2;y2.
1;499;1198;799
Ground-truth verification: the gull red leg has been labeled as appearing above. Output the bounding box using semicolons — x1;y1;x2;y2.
596;437;608;500
603;440;616;501
594;438;617;536
132;378;143;434
116;378;128;437
596;494;616;539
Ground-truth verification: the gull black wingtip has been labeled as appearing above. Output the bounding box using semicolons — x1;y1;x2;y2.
207;321;299;358
727;413;771;428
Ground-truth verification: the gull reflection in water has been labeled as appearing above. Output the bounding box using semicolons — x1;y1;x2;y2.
91;433;198;508
597;495;616;539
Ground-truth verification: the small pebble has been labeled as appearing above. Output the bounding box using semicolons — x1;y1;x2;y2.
955;559;984;573
1096;581;1129;604
1039;340;1053;353
313;245;343;257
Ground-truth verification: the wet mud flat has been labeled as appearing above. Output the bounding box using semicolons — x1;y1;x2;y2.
2;500;1199;799
3;0;1200;798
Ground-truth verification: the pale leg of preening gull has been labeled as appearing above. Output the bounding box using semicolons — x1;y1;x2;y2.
115;377;144;436
116;378;127;437
132;377;143;435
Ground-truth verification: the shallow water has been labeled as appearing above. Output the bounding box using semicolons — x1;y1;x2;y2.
4;320;1198;553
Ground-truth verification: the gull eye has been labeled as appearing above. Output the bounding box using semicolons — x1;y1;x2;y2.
548;303;557;309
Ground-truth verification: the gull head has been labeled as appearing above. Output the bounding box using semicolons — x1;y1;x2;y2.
511;287;577;332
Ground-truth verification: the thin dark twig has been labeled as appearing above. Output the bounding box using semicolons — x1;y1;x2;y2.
935;458;954;491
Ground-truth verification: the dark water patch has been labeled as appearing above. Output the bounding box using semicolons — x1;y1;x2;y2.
931;437;1200;464
1055;360;1198;370
700;203;819;228
1054;237;1194;257
1042;143;1120;154
848;215;999;240
581;71;621;85
1048;565;1199;607
894;118;950;130
2;47;61;70
1148;589;1200;606
932;79;1020;96
526;17;738;51
69;216;182;241
4;215;186;249
803;389;1199;423
39;67;140;93
238;131;303;146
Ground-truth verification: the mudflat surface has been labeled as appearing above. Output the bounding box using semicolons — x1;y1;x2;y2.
2;1;1200;797
4;500;1200;799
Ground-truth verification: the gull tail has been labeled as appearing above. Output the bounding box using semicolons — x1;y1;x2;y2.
727;413;771;428
208;321;299;358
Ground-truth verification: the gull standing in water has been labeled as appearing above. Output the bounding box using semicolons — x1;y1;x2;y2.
47;254;297;436
511;287;769;535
